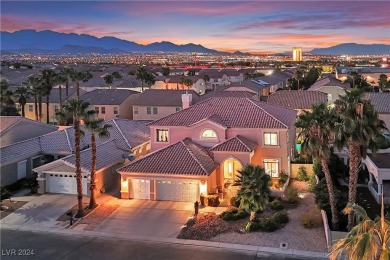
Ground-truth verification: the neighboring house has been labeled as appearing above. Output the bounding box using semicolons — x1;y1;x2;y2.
131;89;199;121
253;71;293;94
364;153;390;204
30;119;150;196
267;90;328;114
221;69;244;83
118;97;297;202
80;89;140;120
308;76;350;104
0;116;57;146
335;67;390;87
364;92;390;134
22;87;83;125
198;69;230;89
160;76;206;94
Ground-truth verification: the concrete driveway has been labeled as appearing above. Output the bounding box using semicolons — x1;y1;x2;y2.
1;194;76;228
94;200;194;238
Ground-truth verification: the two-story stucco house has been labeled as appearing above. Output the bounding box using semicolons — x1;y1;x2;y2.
80;89;140;120
118;95;297;202
308;76;350;103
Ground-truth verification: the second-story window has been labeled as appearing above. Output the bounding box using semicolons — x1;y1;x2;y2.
134;106;139;114
153;107;158;115
147;107;151;115
95;107;99;114
101;107;106;114
201;129;217;139
54;105;59;113
29;105;33;112
156;129;169;142
264;132;278;146
176;107;181;112
114;107;119;115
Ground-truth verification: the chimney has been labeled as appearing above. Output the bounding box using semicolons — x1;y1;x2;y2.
182;91;193;110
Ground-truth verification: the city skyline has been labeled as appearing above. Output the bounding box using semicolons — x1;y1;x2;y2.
1;1;390;54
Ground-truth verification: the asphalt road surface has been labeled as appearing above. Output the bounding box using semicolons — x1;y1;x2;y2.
0;229;316;260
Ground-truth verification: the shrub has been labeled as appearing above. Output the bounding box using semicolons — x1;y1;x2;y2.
269;199;284;210
308;174;317;192
245;221;260;232
297;166;309;181
291;155;312;164
207;194;220;207
328;153;346;179
23;174;39;194
313;178;345;211
220;208;249;221
258;218;278;232
5;178;25;192
229;196;240;207
272;212;289;224
313;160;324;179
284;188;299;204
300;208;322;228
278;171;289;187
0;186;12;202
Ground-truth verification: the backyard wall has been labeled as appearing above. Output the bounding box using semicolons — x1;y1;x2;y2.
290;163;314;179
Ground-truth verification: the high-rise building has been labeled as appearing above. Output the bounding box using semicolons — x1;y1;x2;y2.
292;47;302;61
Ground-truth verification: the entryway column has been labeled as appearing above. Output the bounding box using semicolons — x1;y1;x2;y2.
378;184;383;195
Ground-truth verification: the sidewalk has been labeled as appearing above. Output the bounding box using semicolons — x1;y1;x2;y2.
0;223;328;259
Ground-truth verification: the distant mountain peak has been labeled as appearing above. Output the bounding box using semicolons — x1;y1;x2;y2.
310;43;390;55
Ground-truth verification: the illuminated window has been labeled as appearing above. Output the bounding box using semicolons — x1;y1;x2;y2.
101;107;106;114
264;132;278;146
201;129;217;139
264;159;279;178
28;105;33;112
156;129;169;142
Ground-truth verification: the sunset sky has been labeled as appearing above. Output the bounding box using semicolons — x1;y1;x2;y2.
1;1;390;53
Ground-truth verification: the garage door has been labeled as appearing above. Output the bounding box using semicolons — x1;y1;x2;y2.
156;180;198;202
47;174;88;195
130;179;150;199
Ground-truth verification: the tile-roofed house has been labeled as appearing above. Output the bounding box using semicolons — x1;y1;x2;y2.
197;89;257;102
80;89;140;120
267;90;328;111
117;96;297;202
0;116;57;147
364;153;390;204
149;97;297;129
308;76;350;104
364;92;390;133
131;89;200;121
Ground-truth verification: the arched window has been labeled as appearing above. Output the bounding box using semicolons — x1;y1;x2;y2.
201;129;217;139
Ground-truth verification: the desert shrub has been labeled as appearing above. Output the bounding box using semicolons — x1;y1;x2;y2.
5;178;25;192
313;178;345;212
272;212;289;224
313;160;324;179
278;171;289;186
308;174;318;192
269;199;284;210
297;166;309;181
23;173;39;194
300;208;322;228
220;208;249;221
207;194;220;207
284;188;299;204
245;221;260;232
258;218;278;232
229;196;240;207
0;186;12;201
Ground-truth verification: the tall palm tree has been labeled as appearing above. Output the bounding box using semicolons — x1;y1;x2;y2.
334;89;387;230
136;66;155;92
233;165;271;222
58;99;90;218
296;103;339;229
0;79;18;116
330;195;390;260
71;70;92;100
294;69;304;90
84;116;111;209
24;75;42;121
378;74;388;92
14;86;31;117
41;69;57;124
60;67;76;100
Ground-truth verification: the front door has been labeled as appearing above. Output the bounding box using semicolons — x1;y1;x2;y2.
223;158;242;199
17;160;27;180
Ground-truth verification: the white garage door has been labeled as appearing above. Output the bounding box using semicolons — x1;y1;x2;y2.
156;180;198;202
130;179;150;199
47;174;88;195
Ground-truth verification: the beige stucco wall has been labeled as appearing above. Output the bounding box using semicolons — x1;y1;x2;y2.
290;164;315;179
379;113;390;134
313;86;347;104
133;106;181;121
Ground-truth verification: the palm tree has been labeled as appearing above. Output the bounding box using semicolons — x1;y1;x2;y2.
378;74;388;92
145;73;155;89
84;116;111;209
24;75;42;121
333;89;387;230
294;69;304;90
60;67;76;100
0;79;19;116
296;103;339;229
41;69;57;124
14;86;31;117
103;74;114;89
71;70;92;100
330;194;390;260
58;99;91;218
348;71;359;89
136;66;155;92
233;165;271;222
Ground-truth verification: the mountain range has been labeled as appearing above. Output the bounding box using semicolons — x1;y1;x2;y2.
1;30;389;55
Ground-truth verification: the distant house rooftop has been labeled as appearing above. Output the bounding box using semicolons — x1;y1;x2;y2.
267;90;328;110
364;92;390;114
80;89;139;105
308;76;350;91
130;89;199;107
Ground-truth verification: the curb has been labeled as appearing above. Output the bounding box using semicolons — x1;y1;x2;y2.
0;224;328;259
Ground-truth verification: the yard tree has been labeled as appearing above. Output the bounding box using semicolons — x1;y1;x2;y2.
71;70;92;100
295;103;339;229
14;85;32;117
162;67;170;77
59;67;77;100
103;74;114;89
25;75;43;121
41;69;58;124
294;69;304;90
233;165;271;222
378;74;388;91
180;78;193;90
333;89;387;230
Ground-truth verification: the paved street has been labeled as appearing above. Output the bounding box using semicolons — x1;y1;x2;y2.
0;229;315;260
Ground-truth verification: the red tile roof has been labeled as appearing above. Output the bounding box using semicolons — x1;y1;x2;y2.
118;138;218;176
267;90;328;110
364;93;390;114
212;135;257;152
308;76;350;90
149;97;297;129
